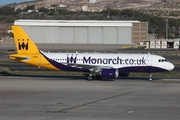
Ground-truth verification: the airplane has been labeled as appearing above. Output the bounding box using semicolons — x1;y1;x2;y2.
9;26;174;81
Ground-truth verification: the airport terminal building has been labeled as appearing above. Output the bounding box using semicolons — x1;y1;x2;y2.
14;20;148;45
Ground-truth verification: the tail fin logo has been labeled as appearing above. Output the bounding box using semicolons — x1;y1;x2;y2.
18;41;28;50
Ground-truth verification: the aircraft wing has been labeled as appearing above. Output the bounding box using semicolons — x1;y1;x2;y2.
62;63;113;71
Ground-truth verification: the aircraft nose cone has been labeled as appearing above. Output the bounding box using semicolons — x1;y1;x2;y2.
168;63;174;71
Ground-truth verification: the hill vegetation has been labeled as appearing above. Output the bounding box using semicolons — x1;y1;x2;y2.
0;1;180;39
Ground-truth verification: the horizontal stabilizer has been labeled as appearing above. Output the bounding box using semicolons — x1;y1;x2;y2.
9;55;29;61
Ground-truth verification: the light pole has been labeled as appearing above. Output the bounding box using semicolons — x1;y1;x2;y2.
165;19;168;39
172;27;175;39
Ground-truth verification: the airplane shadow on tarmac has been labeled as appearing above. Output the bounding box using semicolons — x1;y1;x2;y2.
0;72;163;81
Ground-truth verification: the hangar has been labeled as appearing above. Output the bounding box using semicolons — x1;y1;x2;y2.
14;20;148;45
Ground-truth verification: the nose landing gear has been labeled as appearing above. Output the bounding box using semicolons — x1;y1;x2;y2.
149;73;153;81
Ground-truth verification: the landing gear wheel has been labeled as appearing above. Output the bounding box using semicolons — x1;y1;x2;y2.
87;76;93;81
149;77;153;81
149;73;153;81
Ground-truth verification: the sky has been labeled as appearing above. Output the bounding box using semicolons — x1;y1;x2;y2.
0;0;34;5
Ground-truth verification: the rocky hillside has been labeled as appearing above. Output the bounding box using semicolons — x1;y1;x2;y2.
8;0;180;19
0;0;180;38
12;0;173;10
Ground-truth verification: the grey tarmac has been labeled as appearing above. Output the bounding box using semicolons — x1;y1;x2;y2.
0;75;180;120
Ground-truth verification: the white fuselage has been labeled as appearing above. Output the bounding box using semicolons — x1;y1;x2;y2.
41;52;174;73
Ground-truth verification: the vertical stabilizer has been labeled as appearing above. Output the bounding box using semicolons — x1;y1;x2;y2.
12;26;39;54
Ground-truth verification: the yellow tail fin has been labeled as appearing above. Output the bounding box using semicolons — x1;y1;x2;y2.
12;26;39;54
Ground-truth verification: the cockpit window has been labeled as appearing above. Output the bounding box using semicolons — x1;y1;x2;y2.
158;59;167;62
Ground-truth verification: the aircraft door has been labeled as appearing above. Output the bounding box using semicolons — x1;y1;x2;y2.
147;56;152;66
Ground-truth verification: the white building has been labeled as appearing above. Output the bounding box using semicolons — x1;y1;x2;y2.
14;20;148;44
82;6;88;11
147;39;180;49
90;0;96;3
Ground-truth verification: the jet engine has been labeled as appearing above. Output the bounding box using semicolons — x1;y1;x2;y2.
101;69;119;79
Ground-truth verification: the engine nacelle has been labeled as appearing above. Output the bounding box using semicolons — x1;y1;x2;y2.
101;69;119;79
119;72;130;77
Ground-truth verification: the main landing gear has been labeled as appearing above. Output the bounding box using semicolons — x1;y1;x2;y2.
87;74;93;81
85;73;102;81
149;73;153;81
